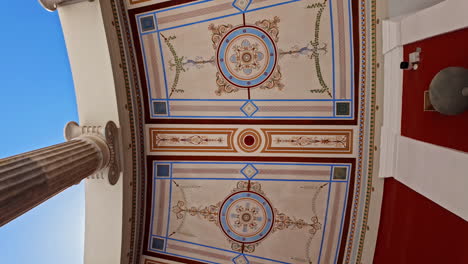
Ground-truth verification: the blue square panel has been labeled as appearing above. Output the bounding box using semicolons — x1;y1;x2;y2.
140;15;155;32
156;164;170;177
336;102;351;116
333;167;348;180
153;101;167;115
151;237;165;251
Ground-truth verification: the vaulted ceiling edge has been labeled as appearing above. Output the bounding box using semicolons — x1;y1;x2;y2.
108;0;149;263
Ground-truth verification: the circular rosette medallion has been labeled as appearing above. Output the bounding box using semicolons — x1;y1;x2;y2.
237;129;262;153
217;26;277;88
219;191;274;243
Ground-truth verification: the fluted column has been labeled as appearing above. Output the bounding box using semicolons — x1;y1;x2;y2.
0;121;120;226
39;0;93;12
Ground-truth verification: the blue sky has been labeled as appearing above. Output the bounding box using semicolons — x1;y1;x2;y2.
0;2;83;264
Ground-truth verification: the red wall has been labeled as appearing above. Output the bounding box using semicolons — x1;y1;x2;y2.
373;178;468;264
401;28;468;152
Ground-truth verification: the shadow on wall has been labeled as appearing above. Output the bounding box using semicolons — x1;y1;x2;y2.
388;0;445;17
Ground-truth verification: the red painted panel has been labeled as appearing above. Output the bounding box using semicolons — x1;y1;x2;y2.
373;178;468;264
401;28;468;152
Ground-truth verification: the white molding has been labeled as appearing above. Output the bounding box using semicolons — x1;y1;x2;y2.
382;20;401;54
378;45;403;178
401;0;468;45
395;136;468;221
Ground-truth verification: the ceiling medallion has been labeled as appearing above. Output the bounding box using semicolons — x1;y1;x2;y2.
219;191;274;244
237;129;262;153
171;181;323;254
210;17;284;95
217;26;276;88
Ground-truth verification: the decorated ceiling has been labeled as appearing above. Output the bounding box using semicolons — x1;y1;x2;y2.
121;0;378;263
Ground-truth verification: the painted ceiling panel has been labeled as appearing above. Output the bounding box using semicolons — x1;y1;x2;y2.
131;0;355;121
146;158;354;263
122;0;379;263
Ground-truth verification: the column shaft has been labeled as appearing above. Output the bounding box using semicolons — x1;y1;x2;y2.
0;139;103;226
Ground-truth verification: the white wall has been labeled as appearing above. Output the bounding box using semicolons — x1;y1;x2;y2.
400;0;468;44
58;1;123;263
388;0;444;18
